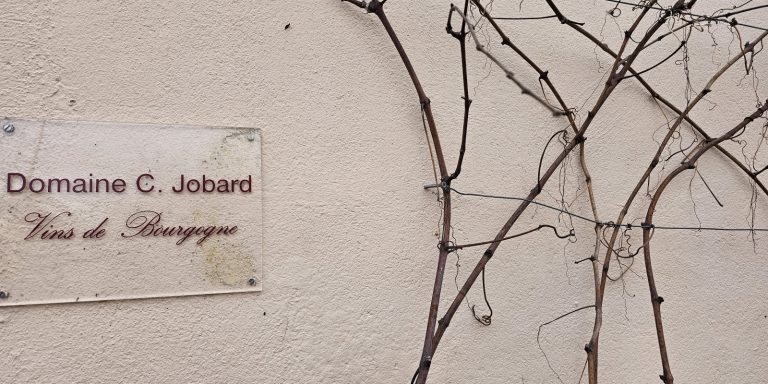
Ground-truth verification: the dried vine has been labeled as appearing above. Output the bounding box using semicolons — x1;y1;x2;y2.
340;1;768;382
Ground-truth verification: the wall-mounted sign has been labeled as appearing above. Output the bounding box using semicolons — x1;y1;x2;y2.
0;119;262;306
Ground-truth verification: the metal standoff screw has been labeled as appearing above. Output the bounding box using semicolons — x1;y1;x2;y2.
2;122;14;133
0;291;8;299
247;277;258;286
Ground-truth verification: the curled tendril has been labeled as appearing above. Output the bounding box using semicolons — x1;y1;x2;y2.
471;268;493;326
471;305;493;325
567;228;578;243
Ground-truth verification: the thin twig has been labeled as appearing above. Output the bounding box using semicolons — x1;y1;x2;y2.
450;5;566;115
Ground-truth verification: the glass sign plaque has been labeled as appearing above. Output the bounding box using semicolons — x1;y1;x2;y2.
0;119;262;306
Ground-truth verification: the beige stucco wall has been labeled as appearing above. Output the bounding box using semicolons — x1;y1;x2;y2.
1;1;767;383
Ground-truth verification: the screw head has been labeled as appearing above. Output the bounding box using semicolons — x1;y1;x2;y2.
247;277;257;286
0;291;8;299
2;122;14;133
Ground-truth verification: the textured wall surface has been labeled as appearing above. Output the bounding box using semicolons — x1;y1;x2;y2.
1;1;767;383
